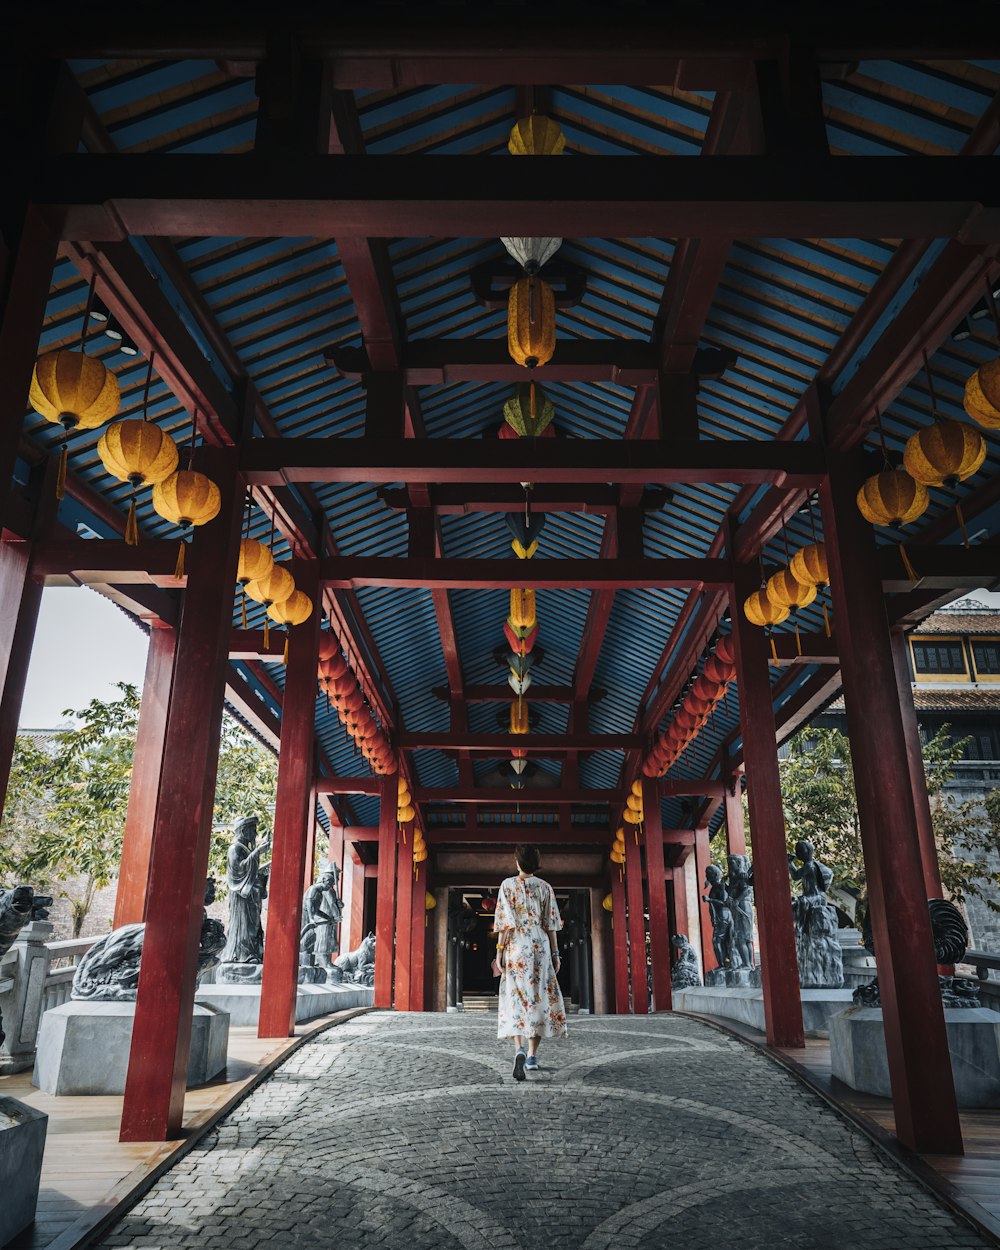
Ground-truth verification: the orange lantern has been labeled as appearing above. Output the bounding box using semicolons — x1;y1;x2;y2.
856;470;928;528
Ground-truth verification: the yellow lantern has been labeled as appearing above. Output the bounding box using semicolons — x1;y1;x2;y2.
766;569;817;612
237;539;274;587
508;275;556;369
508;115;566;156
267;589;312;627
903;419;987;487
97;419;179;546
425;892;437;911
626;793;643;813
398;803;415;824
630;780;643;799
151;469;222;579
398;777;410;799
413;847;429;864
30;349;120;432
964;359;1000;430
610;848;625;864
245;563;296;609
602;894;613;914
623;807;642;825
509;588;537;630
743;589;790;628
510;701;529;735
856;470;929;528
790;542;829;588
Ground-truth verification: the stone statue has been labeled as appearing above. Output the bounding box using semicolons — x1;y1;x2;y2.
73;879;225;1001
0;886;52;1046
329;932;376;987
725;854;756;972
671;933;700;988
219;816;270;982
702;864;734;970
788;839;844;989
854;897;980;1009
300;866;344;983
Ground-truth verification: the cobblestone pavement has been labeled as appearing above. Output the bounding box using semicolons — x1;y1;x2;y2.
97;1013;991;1250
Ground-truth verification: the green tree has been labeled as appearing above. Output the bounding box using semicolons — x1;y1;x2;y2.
769;725;1000;920
1;684;280;933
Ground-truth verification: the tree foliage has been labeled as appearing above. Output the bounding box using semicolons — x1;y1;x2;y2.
763;725;1000;919
0;683;279;936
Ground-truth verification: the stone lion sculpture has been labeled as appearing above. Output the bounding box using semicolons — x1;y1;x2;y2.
328;932;376;987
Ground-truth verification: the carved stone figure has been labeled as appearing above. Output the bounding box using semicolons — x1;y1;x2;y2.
329;933;376;987
702;864;734;970
788;839;844;989
219;817;270;981
671;933;701;988
0;886;52;1046
299;866;343;984
854;897;981;1008
725;854;756;971
73;879;225;1001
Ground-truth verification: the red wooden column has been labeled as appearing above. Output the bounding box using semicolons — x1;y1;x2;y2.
345;847;365;950
374;774;398;1008
259;560;322;1038
643;781;672;1012
120;448;242;1141
728;541;804;1048
668;868;690;949
820;448;962;1154
394;823;415;1010
0;539;44;819
693;827;718;975
610;868;629;1014
114;626;177;927
623;827;649;1014
410;859;428;1012
723;763;748;856
891;629;944;897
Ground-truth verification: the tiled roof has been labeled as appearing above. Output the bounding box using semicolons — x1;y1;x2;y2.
829;688;1000;713
914;613;1000;636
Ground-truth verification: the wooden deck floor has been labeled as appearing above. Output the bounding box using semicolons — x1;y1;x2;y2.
686;1014;1000;1246
0;1010;369;1250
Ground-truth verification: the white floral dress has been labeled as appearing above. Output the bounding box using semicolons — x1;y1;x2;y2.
493;874;567;1040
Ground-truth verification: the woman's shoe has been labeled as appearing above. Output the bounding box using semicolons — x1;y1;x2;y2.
513;1050;526;1081
525;1056;540;1072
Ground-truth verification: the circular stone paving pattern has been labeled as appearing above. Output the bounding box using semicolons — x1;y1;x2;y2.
95;1013;992;1250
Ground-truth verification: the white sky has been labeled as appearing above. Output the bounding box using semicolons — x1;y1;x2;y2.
17;585;1000;729
20;587;149;727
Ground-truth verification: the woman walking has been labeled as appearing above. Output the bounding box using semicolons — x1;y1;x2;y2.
492;844;568;1080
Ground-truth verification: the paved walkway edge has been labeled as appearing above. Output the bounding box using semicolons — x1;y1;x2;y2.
42;1007;374;1250
677;1009;1000;1249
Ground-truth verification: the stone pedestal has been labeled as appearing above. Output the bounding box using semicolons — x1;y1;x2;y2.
33;1001;229;1096
674;985;856;1038
195;981;373;1027
0;1096;47;1246
0;921;53;1074
830;1006;1000;1107
213;961;264;984
725;968;754;988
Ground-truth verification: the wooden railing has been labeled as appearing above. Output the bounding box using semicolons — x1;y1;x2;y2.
41;936;100;1012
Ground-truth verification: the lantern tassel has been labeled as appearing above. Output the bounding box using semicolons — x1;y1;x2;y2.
899;543;919;583
56;445;68;501
795;621;802;656
241;595;247;629
173;540;185;581
769;634;778;664
263;616;270;650
956;503;970;549
124;497;139;547
822;602;831;639
282;635;289;665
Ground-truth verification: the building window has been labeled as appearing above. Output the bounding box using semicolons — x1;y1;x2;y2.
971;638;1000;681
911;639;968;678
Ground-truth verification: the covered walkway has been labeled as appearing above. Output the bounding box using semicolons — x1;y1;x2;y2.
94;1013;990;1250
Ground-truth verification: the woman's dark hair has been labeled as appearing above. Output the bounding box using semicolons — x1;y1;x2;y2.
514;844;541;873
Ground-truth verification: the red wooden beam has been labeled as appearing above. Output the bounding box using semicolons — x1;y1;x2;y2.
115;627;176;928
380;484;625;515
242;436;826;487
373;774;398;1008
610;868;629;1014
432;684;585;704
259;560;322;1038
40;153;1000;243
693;827;718;976
223;666;281;749
120;448;242;1141
394;822;414;1011
624;829;648;1015
425;828;611;846
644;779;672;1012
315;776;382;795
415;787;618;805
821;447;962;1153
399;732;640;753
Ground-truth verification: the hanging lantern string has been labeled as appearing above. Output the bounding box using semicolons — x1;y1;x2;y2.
923;350;940;418
803;492;832;637
874;406;891;469
57;277;102;503
124;350;157;548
